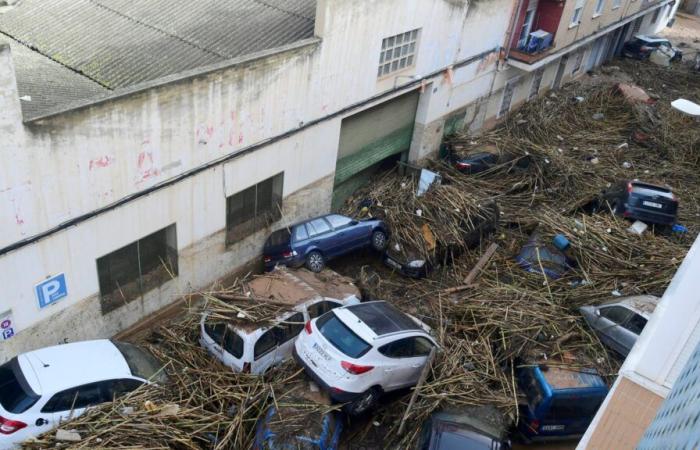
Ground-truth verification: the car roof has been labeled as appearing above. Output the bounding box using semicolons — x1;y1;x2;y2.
344;301;422;337
17;340;131;396
635;35;668;43
600;295;660;318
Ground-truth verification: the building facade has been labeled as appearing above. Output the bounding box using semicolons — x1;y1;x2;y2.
579;235;700;449
0;0;676;362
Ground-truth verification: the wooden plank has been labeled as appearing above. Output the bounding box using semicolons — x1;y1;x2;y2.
463;243;499;285
398;346;437;435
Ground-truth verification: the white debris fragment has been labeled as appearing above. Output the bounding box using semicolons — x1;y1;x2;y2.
19;95;31;102
611;290;622;297
237;312;246;319
622;161;632;169
590;157;600;165
617;142;629;149
416;209;422;217
55;430;82;442
556;135;564;141
627;220;648;235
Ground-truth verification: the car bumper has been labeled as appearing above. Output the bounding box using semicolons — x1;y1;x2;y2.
623;207;676;225
293;347;362;404
382;253;429;279
263;255;305;271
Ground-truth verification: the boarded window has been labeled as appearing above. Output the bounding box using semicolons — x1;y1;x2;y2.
97;225;178;314
226;173;284;244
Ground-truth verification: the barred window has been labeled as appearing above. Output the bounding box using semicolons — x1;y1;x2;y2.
226;173;283;244
97;224;178;314
378;29;420;78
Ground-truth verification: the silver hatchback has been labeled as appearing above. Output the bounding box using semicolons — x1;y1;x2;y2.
579;295;660;357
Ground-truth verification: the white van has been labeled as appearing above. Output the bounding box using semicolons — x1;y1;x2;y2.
199;268;360;375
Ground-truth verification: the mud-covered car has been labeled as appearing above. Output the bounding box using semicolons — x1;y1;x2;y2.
444;143;530;175
383;202;499;278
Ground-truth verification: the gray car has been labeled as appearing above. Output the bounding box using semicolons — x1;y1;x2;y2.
579;295;660;357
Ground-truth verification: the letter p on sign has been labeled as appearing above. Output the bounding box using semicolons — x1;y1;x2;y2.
36;274;68;308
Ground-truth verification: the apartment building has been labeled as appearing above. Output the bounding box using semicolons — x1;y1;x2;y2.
579;235;700;449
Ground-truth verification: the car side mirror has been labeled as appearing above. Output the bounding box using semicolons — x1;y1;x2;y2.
350;220;359;226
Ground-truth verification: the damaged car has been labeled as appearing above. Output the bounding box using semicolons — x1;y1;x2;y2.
263;214;389;273
592;180;679;227
200;268;360;375
294;301;437;415
579;295;660;357
515;233;575;280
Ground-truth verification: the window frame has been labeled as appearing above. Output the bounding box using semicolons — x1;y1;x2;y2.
254;328;278;360
593;0;605;17
377;29;420;79
599;305;633;325
226;173;284;245
570;0;586;26
612;0;621;9
97;224;178;315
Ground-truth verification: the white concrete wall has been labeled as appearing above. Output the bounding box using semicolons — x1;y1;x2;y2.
0;0;516;358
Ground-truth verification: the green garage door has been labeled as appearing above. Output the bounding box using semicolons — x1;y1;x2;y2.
332;90;419;210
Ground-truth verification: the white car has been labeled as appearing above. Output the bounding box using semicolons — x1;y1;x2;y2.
200;268;360;375
294;301;437;415
0;340;166;449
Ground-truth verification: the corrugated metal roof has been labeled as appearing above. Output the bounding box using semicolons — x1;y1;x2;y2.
0;0;315;119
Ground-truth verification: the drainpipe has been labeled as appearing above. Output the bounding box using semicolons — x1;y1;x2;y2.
502;0;528;66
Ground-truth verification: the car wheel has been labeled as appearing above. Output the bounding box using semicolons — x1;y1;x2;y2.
345;387;380;416
371;230;388;251
305;251;325;273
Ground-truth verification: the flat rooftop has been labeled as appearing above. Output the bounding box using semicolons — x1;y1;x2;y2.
0;0;316;120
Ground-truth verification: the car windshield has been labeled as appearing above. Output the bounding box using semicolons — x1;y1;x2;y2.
113;341;168;384
631;184;674;199
0;358;40;414
265;229;291;248
317;312;371;358
436;430;493;450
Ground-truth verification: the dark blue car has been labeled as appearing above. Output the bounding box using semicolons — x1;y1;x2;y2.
515;233;574;280
254;405;343;450
517;365;608;442
263;214;388;272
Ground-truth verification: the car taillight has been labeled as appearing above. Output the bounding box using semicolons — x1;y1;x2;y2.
242;362;251;374
455;161;471;170
640;45;653;52
529;418;540;431
263;256;271;263
305;321;312;334
0;416;27;435
282;250;294;258
341;361;374;375
627;182;634;193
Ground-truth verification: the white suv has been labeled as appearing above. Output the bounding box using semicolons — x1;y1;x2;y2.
294;301;437;415
0;340;166;449
200;268;360;375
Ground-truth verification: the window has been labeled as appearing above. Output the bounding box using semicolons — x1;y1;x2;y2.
571;0;585;26
518;8;536;49
203;323;244;359
317;312;371;358
498;77;520;118
325;214;353;230
103;379;143;401
293;225;308;242
379;337;434;358
651;7;661;23
572;50;584;74
0;358;39;414
529;68;545;100
97;225;178;314
42;382;105;413
306;218;332;237
254;328;278;359
378;29;420;78
623;313;648;335
278;312;305;343
599;306;633;324
308;300;341;319
612;0;621;9
593;0;605;16
226;173;283;245
546;395;603;420
113;341;168;383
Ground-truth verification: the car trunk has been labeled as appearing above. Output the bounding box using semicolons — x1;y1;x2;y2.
263;228;293;258
629;189;678;216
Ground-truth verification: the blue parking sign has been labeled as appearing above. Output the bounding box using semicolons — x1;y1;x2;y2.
36;274;68;308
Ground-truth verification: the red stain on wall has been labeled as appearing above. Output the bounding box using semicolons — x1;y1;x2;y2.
88;155;114;170
136;152;160;183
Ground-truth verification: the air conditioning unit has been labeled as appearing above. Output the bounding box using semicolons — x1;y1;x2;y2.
527;30;553;53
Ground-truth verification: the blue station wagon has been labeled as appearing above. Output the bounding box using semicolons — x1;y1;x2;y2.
517;365;609;442
263;214;388;272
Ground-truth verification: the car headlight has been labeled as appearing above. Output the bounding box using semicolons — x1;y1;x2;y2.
408;260;426;268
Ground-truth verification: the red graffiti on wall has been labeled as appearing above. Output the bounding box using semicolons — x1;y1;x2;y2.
88;155;114;170
136;151;160;183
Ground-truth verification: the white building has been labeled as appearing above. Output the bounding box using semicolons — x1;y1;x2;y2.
0;0;675;362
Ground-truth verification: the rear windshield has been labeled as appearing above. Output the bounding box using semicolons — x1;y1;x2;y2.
113;341;168;384
0;358;40;414
631;184;674;199
265;229;292;248
317;312;371;359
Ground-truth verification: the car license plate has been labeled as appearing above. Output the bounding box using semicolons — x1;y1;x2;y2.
643;201;662;209
313;342;331;361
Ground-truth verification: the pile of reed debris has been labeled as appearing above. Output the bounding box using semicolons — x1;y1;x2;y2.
23;58;700;450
